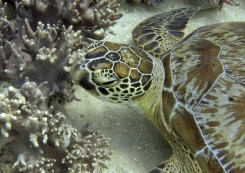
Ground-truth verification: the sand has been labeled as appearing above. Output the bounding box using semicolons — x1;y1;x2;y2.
64;0;245;172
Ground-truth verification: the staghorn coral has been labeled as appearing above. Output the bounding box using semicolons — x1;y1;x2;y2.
62;123;112;172
15;0;123;41
0;0;121;172
0;81;112;172
0;0;122;100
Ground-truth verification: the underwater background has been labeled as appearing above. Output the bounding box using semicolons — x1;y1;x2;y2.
0;0;244;172
66;0;244;172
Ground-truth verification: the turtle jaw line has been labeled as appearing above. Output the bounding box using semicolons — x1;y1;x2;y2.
92;69;120;87
93;76;119;87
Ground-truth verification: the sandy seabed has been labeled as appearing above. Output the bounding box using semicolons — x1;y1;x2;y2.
65;0;245;172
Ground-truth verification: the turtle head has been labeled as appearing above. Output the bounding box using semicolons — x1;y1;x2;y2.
70;41;163;105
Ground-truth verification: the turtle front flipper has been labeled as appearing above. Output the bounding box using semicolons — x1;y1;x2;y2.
209;0;240;10
132;8;199;58
149;152;202;173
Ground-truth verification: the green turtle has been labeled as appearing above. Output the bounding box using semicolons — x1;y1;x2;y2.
210;0;240;9
70;7;245;173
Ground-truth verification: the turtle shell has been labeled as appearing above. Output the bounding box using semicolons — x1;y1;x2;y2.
133;8;245;173
160;22;245;172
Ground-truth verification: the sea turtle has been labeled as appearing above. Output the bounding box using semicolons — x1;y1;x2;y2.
209;0;240;9
70;7;245;173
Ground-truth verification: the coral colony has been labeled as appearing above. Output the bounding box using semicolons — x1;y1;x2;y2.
0;0;122;172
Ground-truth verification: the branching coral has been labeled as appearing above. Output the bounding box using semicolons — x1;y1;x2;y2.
0;0;122;100
15;0;123;41
0;81;112;172
0;0;121;172
62;123;112;172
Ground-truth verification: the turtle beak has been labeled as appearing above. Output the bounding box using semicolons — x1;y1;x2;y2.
70;61;95;90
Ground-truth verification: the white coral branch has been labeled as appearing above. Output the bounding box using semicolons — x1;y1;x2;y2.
37;47;58;64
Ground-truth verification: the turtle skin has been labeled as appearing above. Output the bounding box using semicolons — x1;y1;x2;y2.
70;8;245;173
